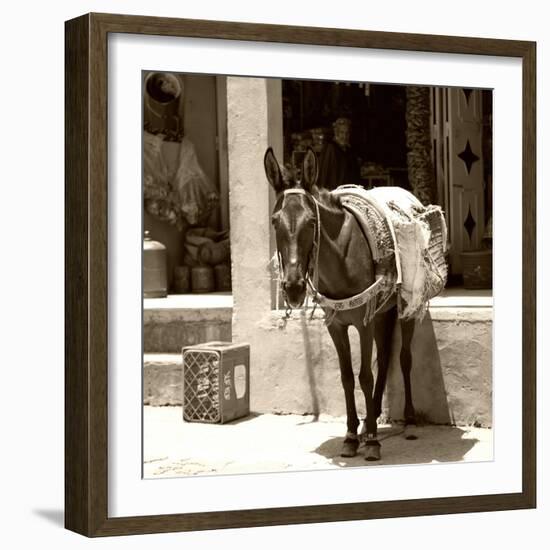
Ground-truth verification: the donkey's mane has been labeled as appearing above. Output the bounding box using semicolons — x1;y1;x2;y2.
314;187;344;214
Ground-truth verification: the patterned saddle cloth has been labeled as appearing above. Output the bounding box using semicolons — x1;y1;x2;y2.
332;185;448;320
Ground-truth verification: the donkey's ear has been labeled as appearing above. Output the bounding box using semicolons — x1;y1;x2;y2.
302;148;318;192
264;148;284;193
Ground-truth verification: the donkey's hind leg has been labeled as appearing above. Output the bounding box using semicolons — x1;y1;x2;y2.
400;318;418;440
373;306;397;421
327;322;360;457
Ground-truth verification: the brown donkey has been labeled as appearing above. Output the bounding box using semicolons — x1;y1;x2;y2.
265;147;418;461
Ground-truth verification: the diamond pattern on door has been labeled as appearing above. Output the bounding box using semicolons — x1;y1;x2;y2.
457;140;480;175
463;205;476;242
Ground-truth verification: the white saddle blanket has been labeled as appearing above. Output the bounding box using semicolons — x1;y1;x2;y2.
332;185;448;320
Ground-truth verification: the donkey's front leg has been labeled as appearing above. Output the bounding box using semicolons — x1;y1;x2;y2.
327;322;360;457
358;323;380;460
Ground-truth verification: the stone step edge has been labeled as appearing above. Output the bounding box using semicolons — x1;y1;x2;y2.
144;353;183;406
144;352;183;365
144;309;232;324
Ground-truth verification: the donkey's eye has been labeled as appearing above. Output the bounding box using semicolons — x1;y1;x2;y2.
271;213;280;226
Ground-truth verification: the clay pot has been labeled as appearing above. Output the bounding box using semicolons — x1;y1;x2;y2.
173;265;190;293
214;264;231;291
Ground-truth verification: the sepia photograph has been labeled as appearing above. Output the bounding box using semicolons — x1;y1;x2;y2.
141;71;493;478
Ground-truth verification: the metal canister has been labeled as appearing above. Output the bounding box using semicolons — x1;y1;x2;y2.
143;231;167;298
191;266;214;293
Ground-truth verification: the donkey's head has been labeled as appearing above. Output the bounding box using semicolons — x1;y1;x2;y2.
264;147;319;308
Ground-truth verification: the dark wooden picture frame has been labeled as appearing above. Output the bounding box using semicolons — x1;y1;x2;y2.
65;12;536;537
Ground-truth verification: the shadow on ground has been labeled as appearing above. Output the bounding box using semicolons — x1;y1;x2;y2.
314;424;480;467
227;411;261;425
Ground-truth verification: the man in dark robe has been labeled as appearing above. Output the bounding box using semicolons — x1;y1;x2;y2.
317;117;361;190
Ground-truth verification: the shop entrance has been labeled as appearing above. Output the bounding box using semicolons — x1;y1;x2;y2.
282;80;409;191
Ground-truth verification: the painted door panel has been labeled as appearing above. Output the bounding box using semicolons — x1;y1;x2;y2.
432;88;485;275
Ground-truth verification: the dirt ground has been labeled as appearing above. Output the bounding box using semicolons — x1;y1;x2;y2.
143;406;493;478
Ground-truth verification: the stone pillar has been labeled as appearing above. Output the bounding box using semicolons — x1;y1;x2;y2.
226;77;282;319
226;78;273;410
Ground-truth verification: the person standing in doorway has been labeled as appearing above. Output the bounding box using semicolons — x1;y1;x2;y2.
317;117;361;190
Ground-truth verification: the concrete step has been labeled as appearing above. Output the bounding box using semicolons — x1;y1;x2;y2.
144;353;183;406
144;294;232;353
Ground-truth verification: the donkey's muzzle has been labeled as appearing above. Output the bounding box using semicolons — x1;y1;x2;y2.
282;277;306;308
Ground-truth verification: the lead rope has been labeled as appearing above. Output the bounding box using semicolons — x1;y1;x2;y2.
301;194;343;326
307;196;343;326
308;196;322;321
277;250;293;320
304;195;336;325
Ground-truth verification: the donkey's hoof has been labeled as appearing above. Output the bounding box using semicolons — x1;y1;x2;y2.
364;440;381;461
404;424;418;440
341;438;359;458
364;445;381;461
